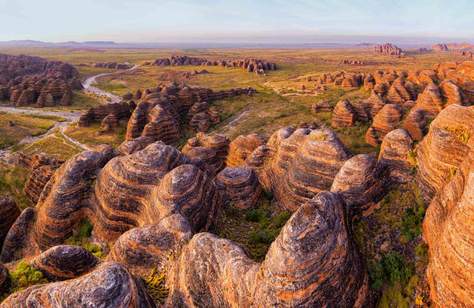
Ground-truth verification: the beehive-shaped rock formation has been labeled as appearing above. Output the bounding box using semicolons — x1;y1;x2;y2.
1;262;154;307
167;192;368;307
108;214;192;277
416;104;474;199
365;104;403;146
0;196;20;247
226;133;265;167
215;167;262;209
378;128;414;184
249;127;351;211
331;99;357;127
181;133;229;175
423;147;474;307
331;153;387;209
31;245;98;280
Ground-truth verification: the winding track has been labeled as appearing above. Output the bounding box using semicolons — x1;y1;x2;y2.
0;65;139;162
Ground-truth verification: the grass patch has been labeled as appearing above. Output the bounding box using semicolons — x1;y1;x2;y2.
0;112;59;149
64;122;126;148
0;164;31;209
212;192;291;261
0;260;48;300
65;219;104;259
19;131;82;161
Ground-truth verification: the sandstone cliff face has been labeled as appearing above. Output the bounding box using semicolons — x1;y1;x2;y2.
1;262;155;307
419;105;474;307
0;54;81;107
226;133;265;167
167;192;368;307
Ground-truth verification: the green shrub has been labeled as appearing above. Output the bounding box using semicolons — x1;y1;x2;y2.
9;260;48;292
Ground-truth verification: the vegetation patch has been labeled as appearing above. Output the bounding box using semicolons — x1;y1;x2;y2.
0;164;31;209
65;219;104;259
212;192;291;261
0;260;48;300
143;268;169;305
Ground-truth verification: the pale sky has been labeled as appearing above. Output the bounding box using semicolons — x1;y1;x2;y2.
0;0;473;42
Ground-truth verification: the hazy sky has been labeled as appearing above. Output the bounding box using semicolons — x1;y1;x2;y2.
0;0;473;42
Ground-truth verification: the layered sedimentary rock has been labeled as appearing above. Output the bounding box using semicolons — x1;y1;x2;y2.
167;192;368;307
31;245;98;280
226;133;265;167
21;153;62;204
373;43;403;56
181;132;229;175
365;104;403;146
100;113;120;133
0;208;36;262
249;127;351;211
152;55;277;74
0;53;81;107
331;99;357;127
423;150;474;307
108;214;192;277
416;104;474;199
0;196;21;247
378;128;414;184
215;167;261;209
123;84;254;144
32;146;116;252
93;142;188;241
2;262;154;307
78;101;134;127
331;153;386;209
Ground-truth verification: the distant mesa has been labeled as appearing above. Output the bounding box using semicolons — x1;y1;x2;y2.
0;54;82;107
151;55;277;75
373;43;404;56
432;43;449;52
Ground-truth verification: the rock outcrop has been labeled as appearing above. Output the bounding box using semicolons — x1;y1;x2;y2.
20;153;62;204
215;167;261;209
167;192;368;307
365;104;403;146
226;133;265;167
2;262;155;307
0;53;81;107
416;104;474;199
420;105;474;307
248;127;351;211
373;43;404;56
331;99;357;127
0;196;21;247
108;214;192;277
378;128;415;184
331;153;387;209
152;56;277;74
31;245;98;280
